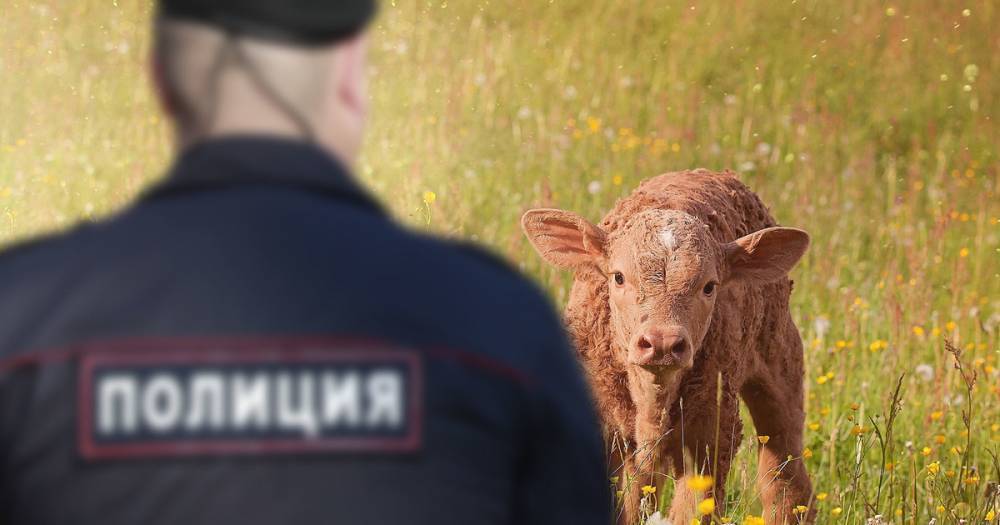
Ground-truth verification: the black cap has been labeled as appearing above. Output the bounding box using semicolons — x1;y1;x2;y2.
159;0;377;46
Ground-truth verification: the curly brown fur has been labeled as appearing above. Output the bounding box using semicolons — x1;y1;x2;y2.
523;169;814;525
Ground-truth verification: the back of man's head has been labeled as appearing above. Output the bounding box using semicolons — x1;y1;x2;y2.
152;1;375;164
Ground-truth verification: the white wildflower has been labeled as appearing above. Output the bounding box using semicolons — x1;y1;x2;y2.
964;64;979;82
813;317;831;338
646;511;673;525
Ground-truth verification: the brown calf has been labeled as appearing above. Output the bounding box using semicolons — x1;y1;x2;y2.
522;170;814;525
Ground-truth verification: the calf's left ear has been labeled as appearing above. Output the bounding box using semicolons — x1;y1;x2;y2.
724;227;810;284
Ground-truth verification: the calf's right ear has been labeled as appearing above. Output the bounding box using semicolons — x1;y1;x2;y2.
521;208;607;270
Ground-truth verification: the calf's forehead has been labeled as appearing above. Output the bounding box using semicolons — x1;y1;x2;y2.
610;210;711;256
608;210;719;281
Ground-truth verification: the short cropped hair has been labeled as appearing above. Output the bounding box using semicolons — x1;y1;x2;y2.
153;17;337;135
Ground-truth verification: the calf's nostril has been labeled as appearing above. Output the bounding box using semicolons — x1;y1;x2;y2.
637;336;653;350
668;338;687;355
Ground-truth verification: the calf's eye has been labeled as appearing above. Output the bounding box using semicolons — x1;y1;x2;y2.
613;272;625;286
703;281;717;296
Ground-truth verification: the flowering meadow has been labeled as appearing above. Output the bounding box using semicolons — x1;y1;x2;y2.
1;1;997;523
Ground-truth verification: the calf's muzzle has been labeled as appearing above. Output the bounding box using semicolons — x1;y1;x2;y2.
629;326;692;369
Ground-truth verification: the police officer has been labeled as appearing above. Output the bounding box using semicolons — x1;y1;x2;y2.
0;1;610;524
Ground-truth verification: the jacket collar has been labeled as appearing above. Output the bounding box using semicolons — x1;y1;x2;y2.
142;136;384;215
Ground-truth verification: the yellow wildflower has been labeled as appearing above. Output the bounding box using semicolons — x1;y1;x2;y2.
985;510;995;521
927;461;940;475
963;475;979;485
850;425;866;436
922;447;932;456
959;247;969;258
641;485;656;496
757;435;770;445
816;492;828;501
697;498;715;516
945;321;956;332
612;175;623;186
793;505;809;515
912;326;925;337
930;411;943;421
935;435;946;444
831;507;843;516
743;516;765;525
803;448;814;458
422;191;437;205
936;505;946;514
850;402;860;411
586;117;602;133
686;475;713;492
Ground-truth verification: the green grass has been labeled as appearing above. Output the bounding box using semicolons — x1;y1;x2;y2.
1;1;998;523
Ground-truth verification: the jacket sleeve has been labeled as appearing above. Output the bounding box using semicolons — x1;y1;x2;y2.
511;294;612;525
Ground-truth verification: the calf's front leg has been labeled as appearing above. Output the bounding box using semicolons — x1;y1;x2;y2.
667;392;743;525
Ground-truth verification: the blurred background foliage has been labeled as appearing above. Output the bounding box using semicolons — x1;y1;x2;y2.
1;1;997;522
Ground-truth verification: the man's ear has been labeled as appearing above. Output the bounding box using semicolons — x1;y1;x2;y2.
150;50;177;119
335;33;369;120
724;227;810;284
521;208;607;270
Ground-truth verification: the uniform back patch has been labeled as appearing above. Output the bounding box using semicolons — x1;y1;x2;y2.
77;340;422;460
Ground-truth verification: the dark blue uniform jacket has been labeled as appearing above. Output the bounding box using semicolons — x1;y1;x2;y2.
0;137;610;525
